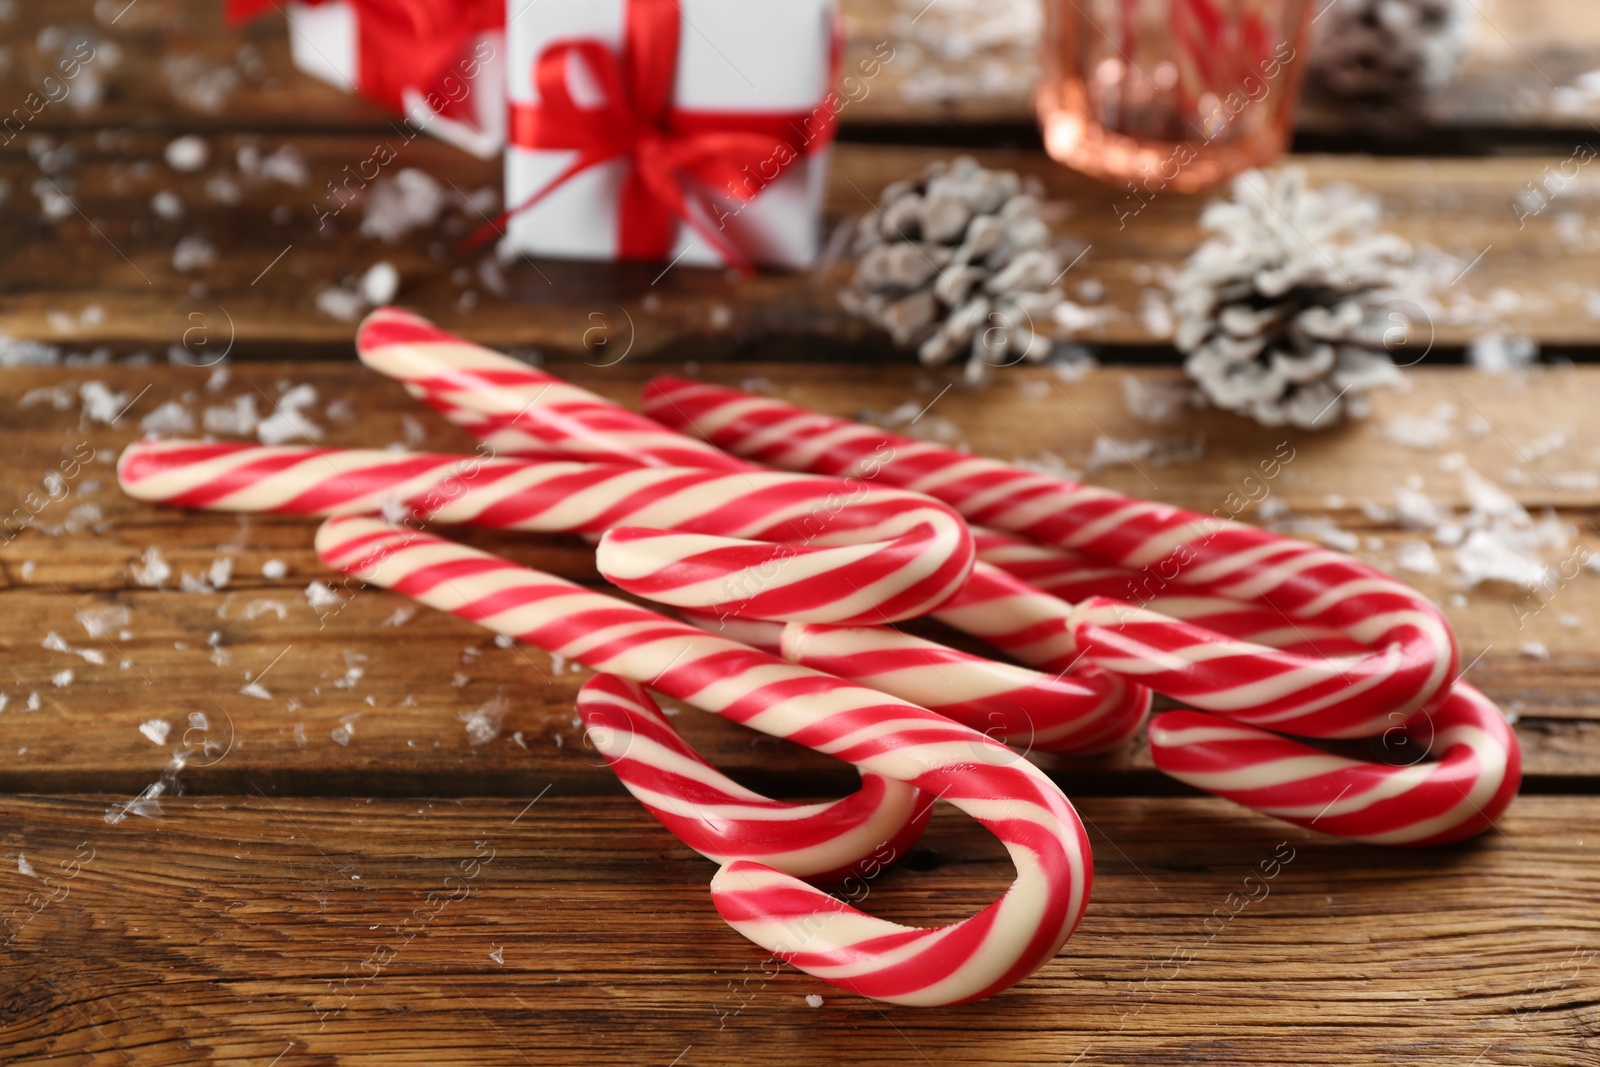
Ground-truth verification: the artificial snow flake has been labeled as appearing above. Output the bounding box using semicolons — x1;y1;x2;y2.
164;135;210;172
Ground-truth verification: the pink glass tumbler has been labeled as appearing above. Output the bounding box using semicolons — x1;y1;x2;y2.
1038;0;1314;193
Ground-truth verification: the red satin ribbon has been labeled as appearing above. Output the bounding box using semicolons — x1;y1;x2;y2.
495;0;838;271
226;0;502;119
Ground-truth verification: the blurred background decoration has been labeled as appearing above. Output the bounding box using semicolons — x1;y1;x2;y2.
1038;0;1313;191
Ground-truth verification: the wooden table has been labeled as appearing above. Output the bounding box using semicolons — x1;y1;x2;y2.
2;3;1598;1065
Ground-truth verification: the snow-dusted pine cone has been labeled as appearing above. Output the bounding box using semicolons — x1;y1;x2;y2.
842;156;1067;382
1173;168;1414;430
1310;0;1472;101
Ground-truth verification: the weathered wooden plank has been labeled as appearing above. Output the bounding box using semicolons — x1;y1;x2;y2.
5;0;1599;137
1;139;1596;358
1;362;1596;794
0;795;1594;1066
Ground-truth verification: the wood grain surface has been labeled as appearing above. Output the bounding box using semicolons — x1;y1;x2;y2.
2;794;1596;1067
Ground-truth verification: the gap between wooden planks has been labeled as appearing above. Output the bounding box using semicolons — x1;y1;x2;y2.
0;362;1597;797
0;794;1594;1067
2;140;1596;356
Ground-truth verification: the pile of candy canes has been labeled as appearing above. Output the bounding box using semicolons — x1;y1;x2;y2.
117;308;1520;1007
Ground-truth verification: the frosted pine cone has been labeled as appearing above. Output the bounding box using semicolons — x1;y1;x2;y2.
1173;168;1414;430
1310;0;1472;101
842;156;1068;382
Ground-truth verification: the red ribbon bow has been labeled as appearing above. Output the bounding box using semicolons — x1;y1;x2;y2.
226;0;502;118
497;0;838;271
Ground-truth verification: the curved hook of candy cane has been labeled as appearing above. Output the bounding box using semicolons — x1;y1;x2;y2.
638;376;1461;733
576;674;934;883
116;441;975;626
594;517;972;626
1147;682;1521;845
781;622;1149;755
919;562;1395;752
315;516;1093;1006
604;617;947;876
355;307;756;472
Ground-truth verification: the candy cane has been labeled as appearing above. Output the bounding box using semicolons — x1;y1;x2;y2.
974;530;1367;654
639;377;1461;736
350;309;1358;670
782;622;1147;754
356;307;756;472
314;326;1511;844
356;308;1117;598
639;377;1525;842
1148;683;1521;845
262;313;1512;842
971;528;1137;601
116;441;974;626
348;314;1150;728
317;516;1092;1005
577;673;934;881
793;573;1519;841
355;310;1142;611
116;433;1119;912
676;609;789;655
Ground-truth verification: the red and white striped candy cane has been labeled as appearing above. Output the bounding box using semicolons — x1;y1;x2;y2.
118;436;1094;875
639;377;1461;737
934;575;1431;742
348;317;1150;728
342;321;1511;841
675;610;789;655
806;581;1521;840
576;673;934;881
356;307;756;472
926;561;1088;673
350;310;1337;668
782;622;1147;754
974;531;1386;659
353;311;1137;607
970;529;1134;602
116;441;974;626
1148;683;1521;845
317;516;1092;1006
354;311;1138;618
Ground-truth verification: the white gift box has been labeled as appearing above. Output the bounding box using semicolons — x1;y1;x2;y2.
286;1;506;159
504;0;837;269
